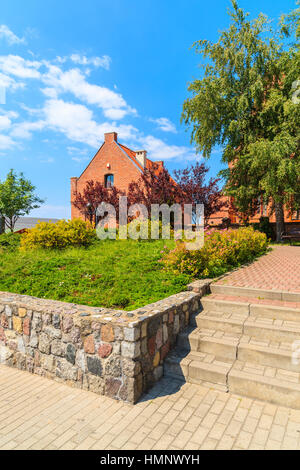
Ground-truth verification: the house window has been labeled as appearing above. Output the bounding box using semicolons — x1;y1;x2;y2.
256;196;262;215
104;174;114;188
292;209;300;221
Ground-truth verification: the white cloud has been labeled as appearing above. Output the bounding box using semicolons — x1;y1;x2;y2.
67;146;89;155
10;120;45;139
42;98;138;147
0;49;198;164
72;156;89;163
0;134;15;149
42;65;135;117
70;54;111;70
0;25;25;45
0;72;25;91
0;54;134;119
0;115;12;130
0;55;41;79
103;108;128;120
150;117;177;133
0;110;18;130
41;87;58;99
139;135;196;162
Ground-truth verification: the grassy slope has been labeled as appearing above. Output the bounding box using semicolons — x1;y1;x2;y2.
0;239;191;311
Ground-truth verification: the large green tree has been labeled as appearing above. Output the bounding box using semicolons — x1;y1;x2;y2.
0;170;44;232
182;0;300;241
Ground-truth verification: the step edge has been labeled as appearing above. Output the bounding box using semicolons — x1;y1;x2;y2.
211;284;300;301
228;368;300;392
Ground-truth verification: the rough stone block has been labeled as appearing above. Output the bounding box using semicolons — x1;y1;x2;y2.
153;351;160;367
87;356;102;376
101;324;114;342
84;335;95;354
23;318;31;336
104;355;121;377
121;341;140;359
124;326;140;342
18;308;27;318
98;343;112;358
39;333;51;354
44;326;62;340
105;377;121;398
13;316;22;334
66;343;76;365
51;339;65;357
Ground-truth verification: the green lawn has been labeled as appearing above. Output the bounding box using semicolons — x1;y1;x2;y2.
0;239;192;311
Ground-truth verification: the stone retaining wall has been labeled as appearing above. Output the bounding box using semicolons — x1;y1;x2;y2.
0;280;210;403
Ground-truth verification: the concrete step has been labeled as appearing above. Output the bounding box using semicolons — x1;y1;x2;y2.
200;297;249;314
196;311;246;334
228;361;300;409
164;350;232;388
188;357;231;387
237;341;300;373
211;283;300;302
244;317;300;343
196;332;239;361
201;295;300;322
249;304;300;322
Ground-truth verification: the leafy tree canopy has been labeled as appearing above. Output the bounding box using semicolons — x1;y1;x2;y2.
0;169;44;232
182;0;300;240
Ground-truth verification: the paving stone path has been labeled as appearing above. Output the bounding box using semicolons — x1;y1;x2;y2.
1;364;300;450
215;246;300;292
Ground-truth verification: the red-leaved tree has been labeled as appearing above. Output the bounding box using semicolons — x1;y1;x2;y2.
127;163;181;212
72;180;124;224
174;162;227;226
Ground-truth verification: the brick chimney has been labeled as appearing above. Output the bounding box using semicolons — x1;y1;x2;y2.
70;177;78;194
104;132;118;144
136;150;147;168
70;177;78;220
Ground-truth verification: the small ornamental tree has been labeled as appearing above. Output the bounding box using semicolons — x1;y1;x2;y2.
127;163;180;212
0;170;44;232
72;180;124;224
174;162;227;226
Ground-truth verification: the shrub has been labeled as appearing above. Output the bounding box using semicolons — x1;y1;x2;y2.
20;219;97;250
0;232;21;251
161;226;268;278
252;217;274;240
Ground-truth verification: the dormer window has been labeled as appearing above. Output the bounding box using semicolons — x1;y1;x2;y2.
104;174;114;188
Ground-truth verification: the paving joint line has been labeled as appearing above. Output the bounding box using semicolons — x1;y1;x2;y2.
225;302;251;392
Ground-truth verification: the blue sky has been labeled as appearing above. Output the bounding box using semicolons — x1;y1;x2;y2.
0;0;297;218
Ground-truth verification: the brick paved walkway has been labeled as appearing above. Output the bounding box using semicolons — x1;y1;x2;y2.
215;246;300;292
1;365;300;450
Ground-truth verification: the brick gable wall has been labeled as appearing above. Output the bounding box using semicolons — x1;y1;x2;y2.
71;133;144;220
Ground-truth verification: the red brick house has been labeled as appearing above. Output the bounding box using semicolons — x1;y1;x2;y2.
209;195;300;231
70;132;163;219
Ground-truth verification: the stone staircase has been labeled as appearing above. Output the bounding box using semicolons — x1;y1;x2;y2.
165;284;300;409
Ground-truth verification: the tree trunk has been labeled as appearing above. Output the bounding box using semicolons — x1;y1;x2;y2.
275;202;285;242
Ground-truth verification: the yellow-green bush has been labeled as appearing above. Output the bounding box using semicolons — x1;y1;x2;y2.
20;219;97;250
161;226;268;278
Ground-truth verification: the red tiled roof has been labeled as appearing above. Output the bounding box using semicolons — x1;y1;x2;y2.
118;143;144;171
118;142;163;173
